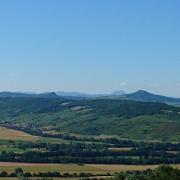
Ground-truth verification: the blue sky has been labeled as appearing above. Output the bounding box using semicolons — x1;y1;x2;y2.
0;0;180;96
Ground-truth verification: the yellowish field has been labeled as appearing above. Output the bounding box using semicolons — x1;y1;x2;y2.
0;127;39;141
88;164;180;172
0;178;17;180
0;126;73;143
0;178;20;180
0;162;180;174
0;163;98;173
0;178;80;180
0;178;110;180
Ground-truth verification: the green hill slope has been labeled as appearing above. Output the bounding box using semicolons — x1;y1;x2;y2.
0;97;180;141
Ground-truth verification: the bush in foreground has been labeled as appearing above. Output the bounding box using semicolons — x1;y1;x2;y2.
112;165;180;180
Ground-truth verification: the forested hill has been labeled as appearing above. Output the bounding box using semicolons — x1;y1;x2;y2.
0;97;180;141
123;90;180;105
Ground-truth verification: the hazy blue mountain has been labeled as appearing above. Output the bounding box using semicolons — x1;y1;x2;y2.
1;90;180;105
0;92;59;99
56;91;126;99
123;90;180;105
112;90;126;96
56;91;92;98
0;92;27;97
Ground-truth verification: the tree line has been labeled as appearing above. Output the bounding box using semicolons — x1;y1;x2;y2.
0;141;180;164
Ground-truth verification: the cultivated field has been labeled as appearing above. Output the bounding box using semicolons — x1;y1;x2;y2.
0;162;180;174
88;164;180;172
0;127;39;141
0;163;99;174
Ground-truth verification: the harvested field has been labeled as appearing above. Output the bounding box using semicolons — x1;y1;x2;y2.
0;127;39;141
0;162;100;174
0;162;179;174
88;164;180;172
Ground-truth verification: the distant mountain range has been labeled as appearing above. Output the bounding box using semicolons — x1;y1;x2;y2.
0;90;180;105
56;90;126;99
121;90;180;105
0;92;59;99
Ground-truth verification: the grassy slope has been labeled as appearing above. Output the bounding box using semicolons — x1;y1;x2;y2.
0;97;180;141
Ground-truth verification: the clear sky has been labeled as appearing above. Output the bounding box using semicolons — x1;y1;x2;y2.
0;0;180;96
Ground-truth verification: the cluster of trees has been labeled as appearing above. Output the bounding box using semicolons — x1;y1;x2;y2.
0;141;180;164
109;165;180;180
